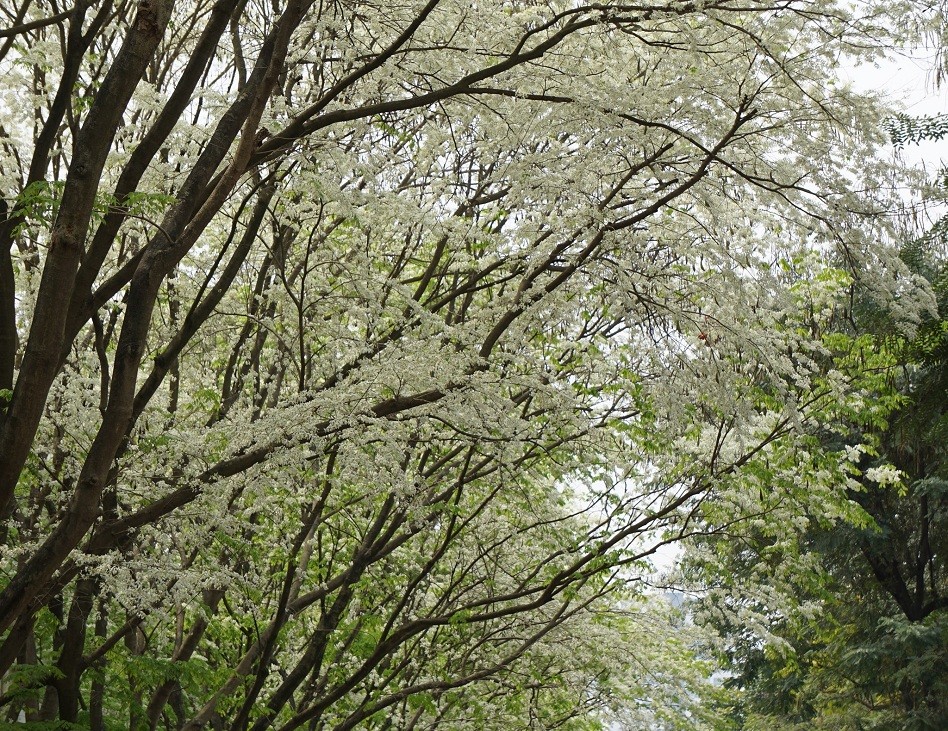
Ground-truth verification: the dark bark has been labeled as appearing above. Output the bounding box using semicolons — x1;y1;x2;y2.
53;577;99;722
0;0;174;520
89;606;108;731
63;0;243;354
0;0;110;397
0;0;307;636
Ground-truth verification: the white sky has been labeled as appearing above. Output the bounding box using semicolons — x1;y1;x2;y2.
850;44;948;167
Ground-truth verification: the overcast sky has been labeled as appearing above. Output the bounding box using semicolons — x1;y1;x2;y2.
853;44;948;164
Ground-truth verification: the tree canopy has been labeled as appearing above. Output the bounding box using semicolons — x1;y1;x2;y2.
0;0;935;728
687;108;948;731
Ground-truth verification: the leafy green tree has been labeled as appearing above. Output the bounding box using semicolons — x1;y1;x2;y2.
685;123;948;730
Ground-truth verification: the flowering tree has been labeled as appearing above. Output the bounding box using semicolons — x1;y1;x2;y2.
0;0;928;727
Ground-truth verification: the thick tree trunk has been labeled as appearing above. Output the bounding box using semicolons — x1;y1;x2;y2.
0;0;174;515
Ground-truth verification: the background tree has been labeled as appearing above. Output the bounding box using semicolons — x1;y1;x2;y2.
684;118;948;730
0;0;927;727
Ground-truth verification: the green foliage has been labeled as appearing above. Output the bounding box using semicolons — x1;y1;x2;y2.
0;663;63;707
14;180;65;232
886;113;948;147
690;236;948;731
